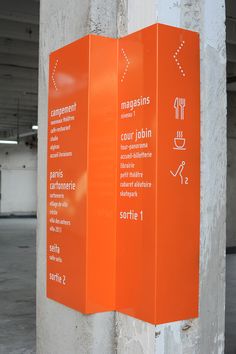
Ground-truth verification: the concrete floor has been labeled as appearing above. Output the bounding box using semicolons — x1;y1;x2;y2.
0;218;235;353
0;218;36;354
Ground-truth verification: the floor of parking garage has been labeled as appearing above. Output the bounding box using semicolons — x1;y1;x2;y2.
0;218;36;354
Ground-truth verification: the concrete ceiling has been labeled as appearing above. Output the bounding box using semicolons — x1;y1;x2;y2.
227;0;236;92
0;0;39;139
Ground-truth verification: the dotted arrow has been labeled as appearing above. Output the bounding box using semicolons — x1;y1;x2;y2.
52;59;59;91
121;48;130;83
173;41;186;77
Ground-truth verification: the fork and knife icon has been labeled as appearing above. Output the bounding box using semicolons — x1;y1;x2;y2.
174;97;186;120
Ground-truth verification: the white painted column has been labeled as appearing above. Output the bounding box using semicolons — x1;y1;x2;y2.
116;1;226;353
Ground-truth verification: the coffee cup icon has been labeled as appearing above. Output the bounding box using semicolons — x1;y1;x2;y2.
173;131;186;150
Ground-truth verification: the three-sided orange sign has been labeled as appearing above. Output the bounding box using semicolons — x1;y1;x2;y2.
47;23;200;324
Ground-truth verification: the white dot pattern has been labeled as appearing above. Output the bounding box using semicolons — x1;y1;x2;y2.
121;48;130;83
52;59;59;91
173;41;186;77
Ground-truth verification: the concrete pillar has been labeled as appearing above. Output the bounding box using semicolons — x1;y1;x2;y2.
37;1;118;353
37;0;226;353
116;1;226;353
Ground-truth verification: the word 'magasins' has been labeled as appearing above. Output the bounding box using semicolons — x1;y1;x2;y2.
121;96;151;111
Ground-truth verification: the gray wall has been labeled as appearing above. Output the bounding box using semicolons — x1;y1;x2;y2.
227;92;236;248
0;143;37;214
37;0;226;353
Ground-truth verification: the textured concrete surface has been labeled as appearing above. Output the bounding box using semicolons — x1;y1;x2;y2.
38;0;226;353
0;218;36;354
225;254;236;354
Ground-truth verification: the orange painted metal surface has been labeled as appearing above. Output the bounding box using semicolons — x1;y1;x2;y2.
47;35;117;313
117;24;200;324
47;24;200;324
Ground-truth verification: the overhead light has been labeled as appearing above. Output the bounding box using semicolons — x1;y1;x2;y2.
0;140;18;144
32;125;38;130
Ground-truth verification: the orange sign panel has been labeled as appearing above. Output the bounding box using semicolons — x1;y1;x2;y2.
47;24;200;325
47;35;117;313
117;24;200;324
